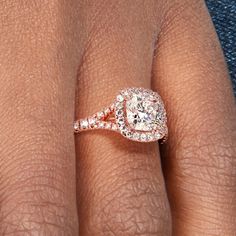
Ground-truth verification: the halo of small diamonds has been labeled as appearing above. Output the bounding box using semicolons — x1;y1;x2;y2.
115;88;167;142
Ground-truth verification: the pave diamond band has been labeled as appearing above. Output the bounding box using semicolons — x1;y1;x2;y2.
74;88;168;143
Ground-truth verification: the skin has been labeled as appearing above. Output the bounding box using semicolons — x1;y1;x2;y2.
0;0;235;235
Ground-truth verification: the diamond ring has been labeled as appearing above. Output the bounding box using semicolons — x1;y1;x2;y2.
74;88;168;142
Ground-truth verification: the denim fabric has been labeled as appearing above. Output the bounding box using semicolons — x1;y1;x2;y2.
206;0;236;95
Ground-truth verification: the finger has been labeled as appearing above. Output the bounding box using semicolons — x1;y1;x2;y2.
0;1;83;235
75;2;171;235
152;1;236;235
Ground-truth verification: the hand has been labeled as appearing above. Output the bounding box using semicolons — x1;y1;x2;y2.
0;1;235;235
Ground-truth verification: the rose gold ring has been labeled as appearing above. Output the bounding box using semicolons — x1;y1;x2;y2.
74;88;168;143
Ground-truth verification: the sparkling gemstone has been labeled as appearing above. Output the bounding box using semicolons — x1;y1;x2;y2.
140;133;147;141
147;134;153;141
97;111;104;119
80;119;89;129
105;122;112;129
88;117;96;126
116;110;123;117
133;133;140;140
126;91;163;131
117;94;124;102
74;121;79;131
115;102;123;109
154;132;161;139
111;124;118;130
104;108;111;116
98;122;105;128
126;132;132;138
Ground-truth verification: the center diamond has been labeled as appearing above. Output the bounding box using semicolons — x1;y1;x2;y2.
126;92;161;131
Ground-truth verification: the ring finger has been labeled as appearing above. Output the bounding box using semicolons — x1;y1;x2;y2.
75;1;171;235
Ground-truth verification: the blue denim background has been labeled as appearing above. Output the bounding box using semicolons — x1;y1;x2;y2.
206;0;236;95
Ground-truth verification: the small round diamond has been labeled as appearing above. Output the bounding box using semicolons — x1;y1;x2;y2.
88;117;96;126
116;110;123;117
154;133;161;140
115;102;123;109
110;104;115;110
80;119;89;129
104;108;111;116
147;134;153;141
111;124;118;130
97;112;104;119
121;90;129;97
140;133;147;141
74;121;79;132
98;122;105;128
105;122;112;129
133;133;140;140
117;94;124;102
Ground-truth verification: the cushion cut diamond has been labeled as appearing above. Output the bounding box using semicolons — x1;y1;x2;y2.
126;91;162;131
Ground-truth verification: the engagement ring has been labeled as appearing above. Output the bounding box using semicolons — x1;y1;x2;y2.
74;88;168;142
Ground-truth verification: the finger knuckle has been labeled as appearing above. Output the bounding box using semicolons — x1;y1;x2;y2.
0;189;77;235
88;161;171;236
175;119;236;192
0;151;77;235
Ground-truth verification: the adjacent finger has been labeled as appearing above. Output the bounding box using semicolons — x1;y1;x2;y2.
152;1;236;235
0;1;83;234
75;1;171;235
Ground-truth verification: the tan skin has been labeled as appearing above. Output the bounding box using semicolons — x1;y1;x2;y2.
0;0;235;235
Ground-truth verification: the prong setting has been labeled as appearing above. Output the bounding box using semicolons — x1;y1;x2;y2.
115;88;167;142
